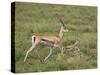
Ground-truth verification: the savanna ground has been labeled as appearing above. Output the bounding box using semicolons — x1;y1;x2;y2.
15;2;97;73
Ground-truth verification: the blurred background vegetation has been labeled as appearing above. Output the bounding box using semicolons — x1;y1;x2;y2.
15;2;97;73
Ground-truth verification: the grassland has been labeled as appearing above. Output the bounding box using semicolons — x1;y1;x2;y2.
15;2;97;73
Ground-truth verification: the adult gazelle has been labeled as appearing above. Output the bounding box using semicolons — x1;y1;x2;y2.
24;19;69;62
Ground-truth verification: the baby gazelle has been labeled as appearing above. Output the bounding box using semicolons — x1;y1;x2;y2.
62;40;80;52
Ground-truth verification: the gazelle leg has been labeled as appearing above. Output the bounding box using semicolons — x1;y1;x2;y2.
44;47;53;62
74;46;81;59
24;40;40;62
24;45;35;62
58;46;64;55
54;44;63;54
35;49;43;63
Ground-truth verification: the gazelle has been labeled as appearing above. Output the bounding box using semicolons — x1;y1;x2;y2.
62;40;80;53
24;19;69;62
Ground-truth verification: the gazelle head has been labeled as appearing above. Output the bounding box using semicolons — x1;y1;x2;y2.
75;40;80;44
59;19;69;32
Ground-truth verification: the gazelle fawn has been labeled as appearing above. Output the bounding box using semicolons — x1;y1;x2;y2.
61;40;80;54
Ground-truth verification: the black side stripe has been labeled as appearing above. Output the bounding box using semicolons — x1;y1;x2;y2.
41;39;54;44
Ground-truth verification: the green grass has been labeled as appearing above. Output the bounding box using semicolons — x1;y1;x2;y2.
15;2;97;73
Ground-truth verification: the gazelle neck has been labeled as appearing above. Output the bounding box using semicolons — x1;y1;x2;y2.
58;26;64;40
73;41;79;46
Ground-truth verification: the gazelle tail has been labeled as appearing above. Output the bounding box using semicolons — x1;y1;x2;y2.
32;35;36;46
